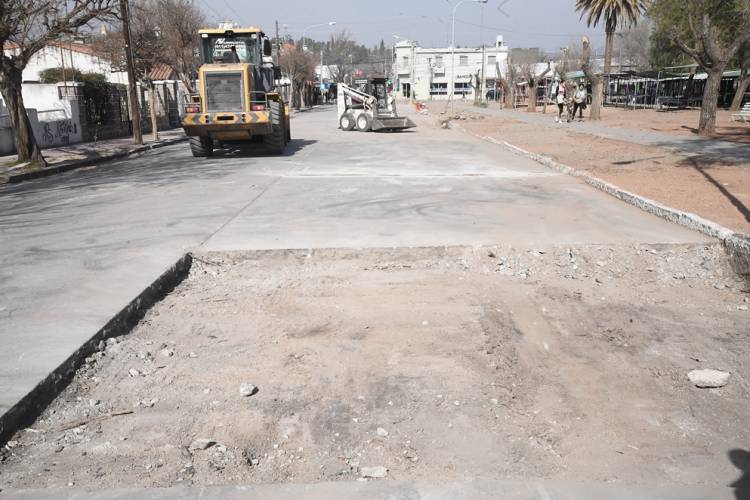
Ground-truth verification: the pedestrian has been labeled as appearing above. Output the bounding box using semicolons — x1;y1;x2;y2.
555;79;567;123
573;82;587;121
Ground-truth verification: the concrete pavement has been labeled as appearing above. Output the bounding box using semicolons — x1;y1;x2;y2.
455;103;750;162
0;105;707;440
2;479;745;499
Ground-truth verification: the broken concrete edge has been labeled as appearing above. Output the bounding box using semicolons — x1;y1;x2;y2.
0;479;745;499
0;136;188;186
452;122;750;278
0;253;193;446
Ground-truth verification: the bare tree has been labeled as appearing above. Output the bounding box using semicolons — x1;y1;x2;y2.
525;60;551;113
94;0;166;140
326;31;355;83
152;0;204;93
616;17;652;71
278;42;316;109
0;0;118;165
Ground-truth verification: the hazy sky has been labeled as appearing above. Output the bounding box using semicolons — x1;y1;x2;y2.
197;0;608;52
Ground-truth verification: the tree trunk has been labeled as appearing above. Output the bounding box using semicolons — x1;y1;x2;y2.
0;67;46;166
148;83;159;141
589;78;603;120
698;67;725;136
604;22;615;76
527;79;537;113
730;67;749;111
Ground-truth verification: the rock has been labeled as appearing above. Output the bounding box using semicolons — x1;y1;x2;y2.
160;348;174;357
188;352;198;358
360;466;388;478
128;368;140;377
239;383;258;397
688;369;730;388
188;438;216;451
376;427;388;437
738;305;749;311
54;445;64;453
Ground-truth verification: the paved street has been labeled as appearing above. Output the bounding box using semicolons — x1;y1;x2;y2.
0;106;707;438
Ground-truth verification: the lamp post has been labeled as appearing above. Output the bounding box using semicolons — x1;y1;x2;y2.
448;0;488;107
302;21;336;51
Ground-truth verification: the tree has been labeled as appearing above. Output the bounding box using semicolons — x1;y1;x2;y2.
525;60;551;113
0;0;118;166
651;0;750;135
730;43;750;111
151;0;204;93
582;36;605;119
576;0;649;76
278;42;316;109
616;16;652;70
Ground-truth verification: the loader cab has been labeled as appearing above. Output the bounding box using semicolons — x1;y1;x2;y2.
199;29;264;65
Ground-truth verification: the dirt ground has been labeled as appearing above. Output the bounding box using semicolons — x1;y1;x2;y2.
429;109;750;235
1;246;748;489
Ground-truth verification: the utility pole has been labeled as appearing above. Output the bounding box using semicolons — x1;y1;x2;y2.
275;20;280;59
120;0;142;145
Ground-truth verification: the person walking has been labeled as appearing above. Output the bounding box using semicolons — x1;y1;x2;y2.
555;79;567;123
573;82;587;122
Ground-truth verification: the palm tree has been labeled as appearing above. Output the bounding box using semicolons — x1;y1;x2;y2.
575;0;650;76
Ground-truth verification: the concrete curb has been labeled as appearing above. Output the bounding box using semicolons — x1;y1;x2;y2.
454;123;750;277
0;136;188;186
0;254;193;446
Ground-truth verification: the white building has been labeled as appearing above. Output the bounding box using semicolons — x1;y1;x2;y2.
393;35;510;100
4;40;127;85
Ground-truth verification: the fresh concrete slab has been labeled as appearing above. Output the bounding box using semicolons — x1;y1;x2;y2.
0;480;744;500
0;106;707;438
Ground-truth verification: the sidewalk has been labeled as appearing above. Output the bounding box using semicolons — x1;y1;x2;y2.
453;103;750;163
0;129;187;185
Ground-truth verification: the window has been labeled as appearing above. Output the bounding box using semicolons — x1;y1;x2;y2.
488;55;496;65
459;55;468;66
402;56;409;67
454;82;471;95
430;82;448;95
434;55;443;65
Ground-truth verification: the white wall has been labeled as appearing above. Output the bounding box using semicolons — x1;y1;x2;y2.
0;83;83;155
18;45;127;85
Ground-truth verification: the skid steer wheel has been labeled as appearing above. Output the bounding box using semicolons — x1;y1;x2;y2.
356;113;372;132
189;136;213;157
339;113;355;131
265;100;286;154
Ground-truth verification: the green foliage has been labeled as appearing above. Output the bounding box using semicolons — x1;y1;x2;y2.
648;26;690;68
650;0;750;65
39;68;113;125
576;0;650;31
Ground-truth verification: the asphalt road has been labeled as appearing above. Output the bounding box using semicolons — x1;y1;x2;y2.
0;105;707;434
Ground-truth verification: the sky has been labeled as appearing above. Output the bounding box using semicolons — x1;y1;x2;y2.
195;0;609;53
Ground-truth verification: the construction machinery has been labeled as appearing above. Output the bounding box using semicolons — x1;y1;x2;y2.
181;24;291;157
337;78;416;132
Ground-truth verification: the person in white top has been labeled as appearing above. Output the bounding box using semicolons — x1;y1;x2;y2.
573;83;587;122
555;79;567;123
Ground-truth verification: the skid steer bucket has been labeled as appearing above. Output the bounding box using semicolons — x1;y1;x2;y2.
371;116;417;132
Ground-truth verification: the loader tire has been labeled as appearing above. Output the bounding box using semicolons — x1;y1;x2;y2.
356;113;372;132
189;136;213;157
265;100;286;154
339;113;355;131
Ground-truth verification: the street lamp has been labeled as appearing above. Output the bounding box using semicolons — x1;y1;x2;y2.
448;0;488;105
302;21;336;51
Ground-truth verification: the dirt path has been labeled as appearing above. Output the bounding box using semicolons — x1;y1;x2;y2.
1;245;748;489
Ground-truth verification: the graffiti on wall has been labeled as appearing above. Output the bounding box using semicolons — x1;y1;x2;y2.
39;119;79;147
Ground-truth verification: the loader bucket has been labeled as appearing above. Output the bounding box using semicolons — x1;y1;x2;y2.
371;116;417;132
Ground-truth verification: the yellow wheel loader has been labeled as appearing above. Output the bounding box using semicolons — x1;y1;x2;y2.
181;25;291;157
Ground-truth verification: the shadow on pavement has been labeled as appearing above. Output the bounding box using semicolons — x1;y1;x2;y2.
730;449;750;500
213;139;317;158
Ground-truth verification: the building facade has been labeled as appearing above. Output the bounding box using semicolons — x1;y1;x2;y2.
393;35;509;101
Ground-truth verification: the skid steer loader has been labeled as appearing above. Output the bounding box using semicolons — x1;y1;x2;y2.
337;78;416;132
180;24;291;157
